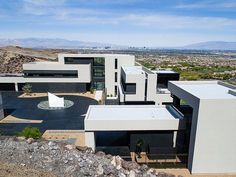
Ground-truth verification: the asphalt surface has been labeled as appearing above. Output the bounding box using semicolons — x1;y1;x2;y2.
0;92;98;135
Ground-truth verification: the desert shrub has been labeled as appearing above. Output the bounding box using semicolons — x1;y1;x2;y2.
17;127;41;139
22;84;32;95
90;87;95;94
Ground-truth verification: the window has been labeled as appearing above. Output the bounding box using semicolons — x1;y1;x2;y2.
93;68;105;77
115;58;118;69
115;86;117;96
64;57;93;64
121;77;136;94
94;57;105;66
115;72;117;82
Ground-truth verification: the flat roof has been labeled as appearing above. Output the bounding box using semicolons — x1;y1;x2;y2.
86;105;183;121
155;70;177;74
122;66;145;75
170;81;236;99
85;105;185;131
58;53;133;57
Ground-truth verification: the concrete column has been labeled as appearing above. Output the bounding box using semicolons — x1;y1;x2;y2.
173;131;177;148
85;132;95;151
15;83;18;92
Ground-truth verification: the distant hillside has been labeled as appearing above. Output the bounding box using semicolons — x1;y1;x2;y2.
183;41;236;50
0;38;124;49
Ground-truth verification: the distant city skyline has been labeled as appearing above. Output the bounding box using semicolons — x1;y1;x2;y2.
0;0;236;47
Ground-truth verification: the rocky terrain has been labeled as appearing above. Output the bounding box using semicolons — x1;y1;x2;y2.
0;46;77;73
0;136;177;177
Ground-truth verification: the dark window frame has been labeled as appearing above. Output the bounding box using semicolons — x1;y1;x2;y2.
115;58;118;69
115;72;117;82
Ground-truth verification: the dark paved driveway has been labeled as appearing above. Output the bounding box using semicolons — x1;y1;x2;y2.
0;92;98;135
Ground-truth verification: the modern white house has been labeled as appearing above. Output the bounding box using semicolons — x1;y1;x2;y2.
84;80;236;175
0;53;236;175
0;54;178;105
0;54;135;96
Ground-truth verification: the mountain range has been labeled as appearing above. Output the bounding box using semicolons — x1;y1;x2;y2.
0;38;236;50
0;38;122;49
182;41;236;50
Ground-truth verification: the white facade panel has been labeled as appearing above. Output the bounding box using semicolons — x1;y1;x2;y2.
169;81;236;174
105;55;135;96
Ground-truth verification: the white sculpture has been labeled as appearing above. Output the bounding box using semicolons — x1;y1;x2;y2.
48;92;64;108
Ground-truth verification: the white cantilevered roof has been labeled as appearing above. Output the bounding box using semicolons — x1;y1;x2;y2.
169;81;236;99
85;105;185;131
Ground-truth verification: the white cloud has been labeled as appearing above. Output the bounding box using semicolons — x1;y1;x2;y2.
22;0;66;15
122;14;236;30
19;0;236;31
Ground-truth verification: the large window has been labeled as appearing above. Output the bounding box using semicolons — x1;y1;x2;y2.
121;77;136;94
64;57;93;64
24;70;78;78
94;57;105;66
93;81;105;90
157;73;180;88
93;68;105;77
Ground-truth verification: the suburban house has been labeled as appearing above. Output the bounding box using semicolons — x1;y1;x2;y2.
0;54;236;175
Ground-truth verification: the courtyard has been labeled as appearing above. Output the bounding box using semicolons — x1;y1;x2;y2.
0;92;98;135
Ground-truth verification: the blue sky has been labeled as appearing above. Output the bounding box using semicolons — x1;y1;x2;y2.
0;0;236;47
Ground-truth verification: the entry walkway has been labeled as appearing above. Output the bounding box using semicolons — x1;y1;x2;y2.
42;130;85;146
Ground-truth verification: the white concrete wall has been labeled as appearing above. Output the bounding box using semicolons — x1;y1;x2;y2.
146;73;172;104
124;71;146;102
105;55;135;96
77;64;91;82
168;81;236;174
85;132;95;151
190;99;236;174
85;118;185;131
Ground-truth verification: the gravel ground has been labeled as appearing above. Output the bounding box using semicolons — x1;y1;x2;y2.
0;162;56;177
0;136;176;177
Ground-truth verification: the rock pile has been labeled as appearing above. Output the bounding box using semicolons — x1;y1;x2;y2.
0;137;176;177
0;50;36;73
